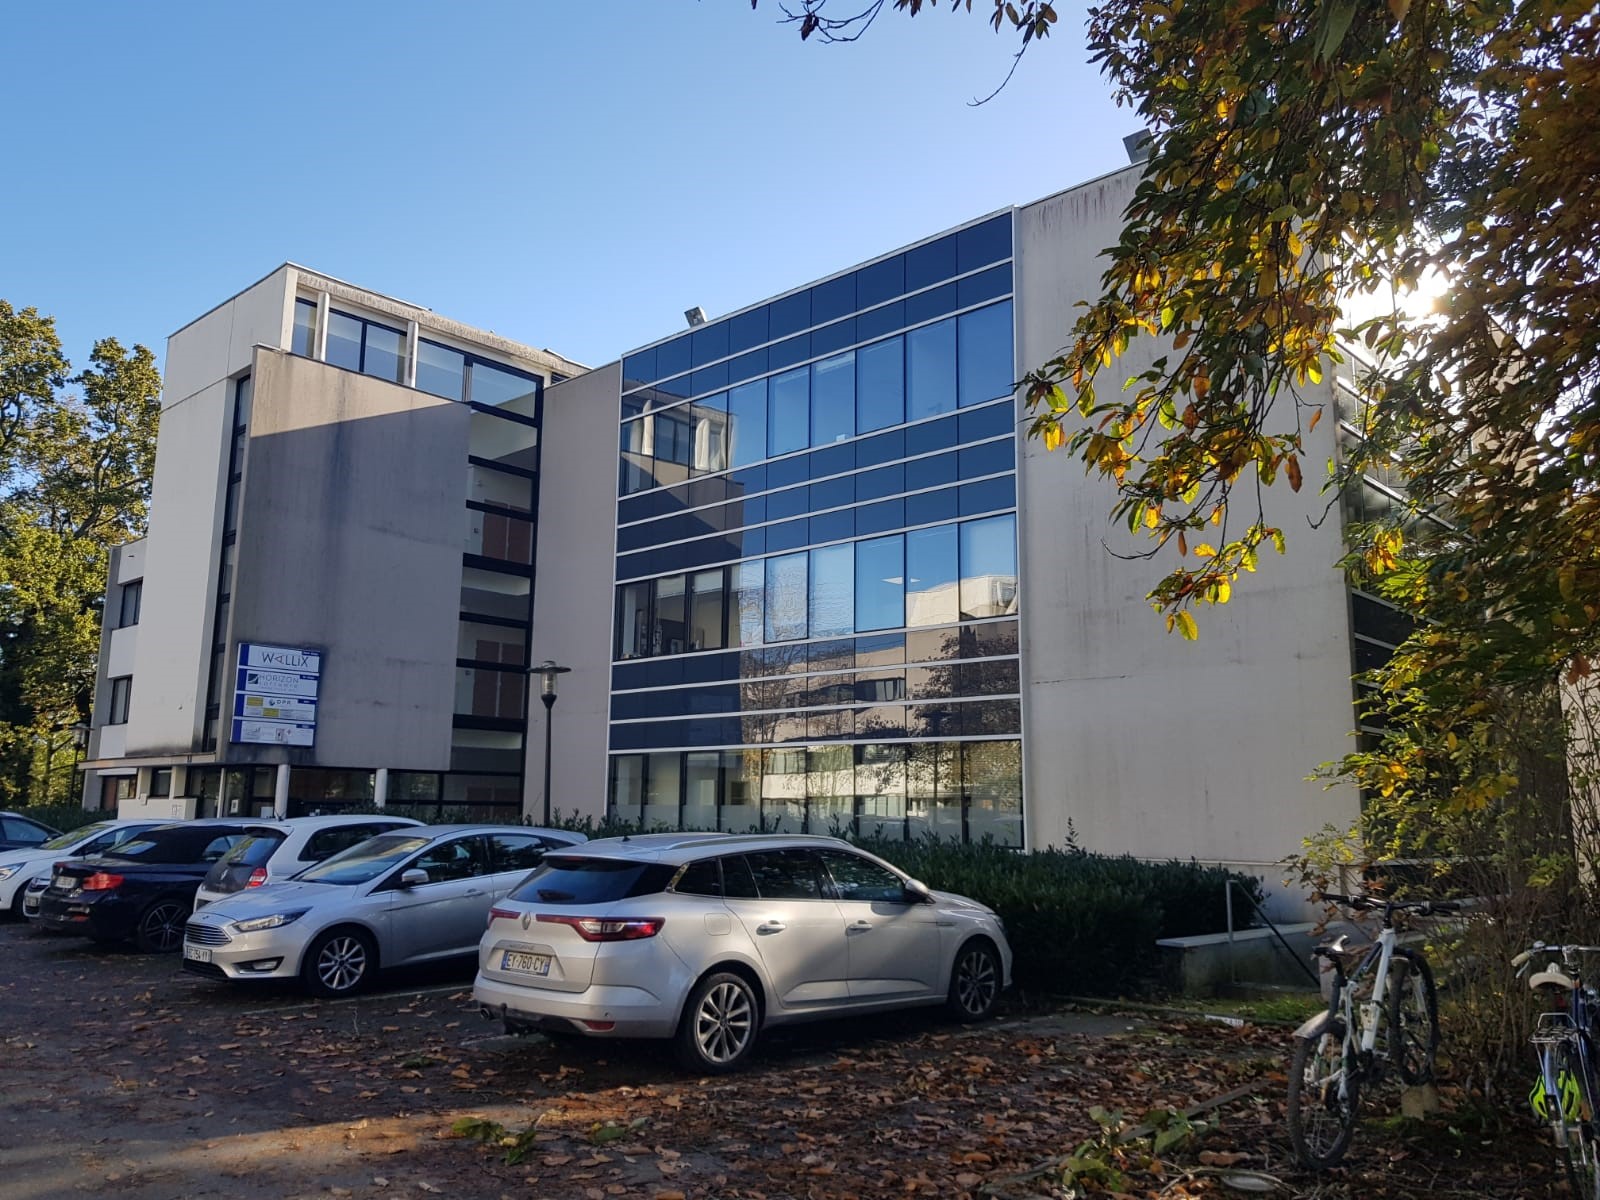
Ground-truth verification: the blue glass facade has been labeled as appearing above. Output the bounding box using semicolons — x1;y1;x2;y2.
608;213;1022;844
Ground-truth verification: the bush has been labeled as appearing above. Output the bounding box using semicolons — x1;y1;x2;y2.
853;839;1264;996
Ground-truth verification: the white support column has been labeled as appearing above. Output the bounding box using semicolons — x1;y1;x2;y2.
274;763;291;819
314;293;330;361
404;321;419;388
374;767;389;810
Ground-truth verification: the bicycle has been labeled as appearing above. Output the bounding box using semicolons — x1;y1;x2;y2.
1286;893;1458;1169
1514;941;1600;1199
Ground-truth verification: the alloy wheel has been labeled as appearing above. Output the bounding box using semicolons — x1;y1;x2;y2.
953;945;999;1017
693;980;754;1065
316;935;369;993
139;902;186;953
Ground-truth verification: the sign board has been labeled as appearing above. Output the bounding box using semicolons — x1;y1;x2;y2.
230;642;322;747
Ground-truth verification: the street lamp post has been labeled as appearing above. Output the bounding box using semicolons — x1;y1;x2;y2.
529;660;570;826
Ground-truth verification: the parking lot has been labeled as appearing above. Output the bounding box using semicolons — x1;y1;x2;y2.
2;918;1565;1200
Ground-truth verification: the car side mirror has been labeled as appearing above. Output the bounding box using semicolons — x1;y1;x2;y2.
400;868;429;889
904;879;934;905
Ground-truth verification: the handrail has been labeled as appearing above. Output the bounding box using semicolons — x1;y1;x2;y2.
1226;878;1323;988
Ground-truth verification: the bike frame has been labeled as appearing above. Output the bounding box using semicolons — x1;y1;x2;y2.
1532;948;1600;1148
1319;922;1400;1077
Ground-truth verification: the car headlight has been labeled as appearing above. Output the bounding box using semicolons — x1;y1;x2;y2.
0;866;18;881
230;910;309;933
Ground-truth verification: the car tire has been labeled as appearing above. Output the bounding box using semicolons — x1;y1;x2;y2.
946;938;1001;1022
674;970;760;1074
301;927;376;998
134;899;189;953
8;887;25;920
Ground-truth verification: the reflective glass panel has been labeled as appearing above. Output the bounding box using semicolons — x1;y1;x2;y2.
292;300;317;358
808;543;854;639
731;559;764;648
653;408;693;466
810;352;855;446
684;752;721;830
611;755;645;823
728;380;767;469
693;393;728;474
470;362;540;409
906;524;959;626
655;574;688;656
958;301;1013;407
690;569;726;652
417;340;465;400
907;318;957;421
764;552;808;642
363;323;406;384
855;534;904;632
643;753;681;828
959;513;1018;619
965;740;1022;846
767;367;810;458
325;311;362;372
856;336;904;433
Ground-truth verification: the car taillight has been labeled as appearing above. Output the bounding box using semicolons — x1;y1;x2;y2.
247;867;269;888
487;906;518;929
536;914;664;942
81;872;124;891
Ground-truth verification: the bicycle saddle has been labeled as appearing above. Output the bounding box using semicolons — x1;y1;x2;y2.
1530;965;1578;991
1313;934;1368;967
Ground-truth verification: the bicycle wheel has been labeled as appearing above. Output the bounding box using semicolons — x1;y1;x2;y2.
1387;949;1440;1086
1552;1041;1600;1200
1287;1027;1361;1169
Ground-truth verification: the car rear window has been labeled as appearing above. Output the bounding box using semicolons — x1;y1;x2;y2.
507;856;674;905
101;826;246;864
219;831;289;868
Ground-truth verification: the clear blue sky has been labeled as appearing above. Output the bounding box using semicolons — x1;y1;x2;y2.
2;1;1132;375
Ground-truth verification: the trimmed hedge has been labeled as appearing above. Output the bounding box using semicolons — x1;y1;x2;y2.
852;839;1264;996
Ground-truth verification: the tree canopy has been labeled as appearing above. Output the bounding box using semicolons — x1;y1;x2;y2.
0;302;160;804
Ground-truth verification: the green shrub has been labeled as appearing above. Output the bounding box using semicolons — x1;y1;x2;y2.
13;802;103;835
852;838;1264;996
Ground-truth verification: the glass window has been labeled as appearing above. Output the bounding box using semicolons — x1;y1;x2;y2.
907;318;957;421
298;834;435;883
507;853;675;904
489;833;547;872
654;408;693;466
731;559;764;648
690;569;726;652
325;311;362;372
118;580;142;628
767;367;810;458
728;380;767;469
655;574;688;656
856;337;904;433
819;849;907;902
292;300;317;357
906;524;959;626
362;322;406;385
416;340;465;400
764;553;808;643
958;301;1013;407
810;352;855;446
611;754;645;822
721;752;762;834
470;411;539;473
959;513;1019;619
409;837;488;883
721;851;760;896
616;582;651;659
745;848;826;899
965;740;1023;846
808;543;854;639
108;677;132;725
684;751;721;830
469;362;540;409
675;857;724;895
644;752;681;828
693;393;728;474
855;535;904;632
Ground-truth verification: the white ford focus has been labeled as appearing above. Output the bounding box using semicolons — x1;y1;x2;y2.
473;833;1011;1073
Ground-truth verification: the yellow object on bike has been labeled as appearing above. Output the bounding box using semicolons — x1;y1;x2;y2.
1530;1069;1583;1123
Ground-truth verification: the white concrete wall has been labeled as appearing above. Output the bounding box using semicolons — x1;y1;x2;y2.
124;270;295;757
1014;167;1362;869
525;362;622;821
105;626;137;679
115;539;146;585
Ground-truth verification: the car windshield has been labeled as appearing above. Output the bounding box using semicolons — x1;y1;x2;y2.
217;831;288;868
40;822;115;851
507;856;674;905
296;834;432;886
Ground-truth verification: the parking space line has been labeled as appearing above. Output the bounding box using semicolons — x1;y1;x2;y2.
238;981;470;1018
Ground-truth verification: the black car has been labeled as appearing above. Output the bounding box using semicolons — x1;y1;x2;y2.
35;821;260;951
0;811;61;851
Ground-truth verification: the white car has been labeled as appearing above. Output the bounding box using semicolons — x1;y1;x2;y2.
183;825;587;996
193;814;425;909
473;833;1012;1073
0;819;165;919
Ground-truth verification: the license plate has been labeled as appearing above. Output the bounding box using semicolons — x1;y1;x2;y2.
501;950;551;976
184;945;212;963
52;874;71;889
